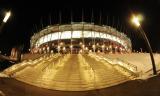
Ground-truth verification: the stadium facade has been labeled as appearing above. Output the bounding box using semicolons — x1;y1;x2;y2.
30;22;132;54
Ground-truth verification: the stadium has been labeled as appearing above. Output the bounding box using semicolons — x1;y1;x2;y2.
30;22;132;54
1;13;160;96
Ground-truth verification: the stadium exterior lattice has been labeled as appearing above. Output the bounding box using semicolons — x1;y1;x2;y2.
30;22;132;54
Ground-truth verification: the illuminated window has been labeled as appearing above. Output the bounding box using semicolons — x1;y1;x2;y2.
35;31;128;49
72;31;82;38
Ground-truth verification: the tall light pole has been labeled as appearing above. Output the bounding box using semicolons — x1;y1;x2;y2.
131;14;157;75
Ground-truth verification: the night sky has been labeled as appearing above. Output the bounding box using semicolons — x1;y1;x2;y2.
0;0;160;54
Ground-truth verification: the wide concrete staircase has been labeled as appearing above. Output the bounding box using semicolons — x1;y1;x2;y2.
3;54;131;91
82;55;129;89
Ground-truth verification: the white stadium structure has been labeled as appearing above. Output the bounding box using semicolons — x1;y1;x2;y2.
30;22;132;54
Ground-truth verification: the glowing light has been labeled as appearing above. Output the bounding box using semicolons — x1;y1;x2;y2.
63;47;66;51
60;42;64;46
106;47;109;50
3;11;11;23
92;45;96;48
102;45;105;48
85;47;88;50
109;45;112;49
79;49;82;53
132;16;140;27
47;46;50;51
79;42;82;45
120;47;122;51
82;44;85;48
70;45;73;48
43;47;45;50
131;14;143;27
58;45;60;49
96;43;99;46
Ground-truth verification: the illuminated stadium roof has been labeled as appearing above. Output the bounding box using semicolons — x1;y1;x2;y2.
30;22;132;51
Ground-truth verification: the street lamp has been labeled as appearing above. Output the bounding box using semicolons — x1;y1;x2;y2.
70;45;73;54
92;44;96;53
102;44;105;53
131;15;140;27
131;14;157;75
3;11;11;23
57;45;60;53
0;11;11;33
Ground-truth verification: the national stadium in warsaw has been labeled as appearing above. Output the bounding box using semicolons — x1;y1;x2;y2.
30;22;132;54
2;19;160;94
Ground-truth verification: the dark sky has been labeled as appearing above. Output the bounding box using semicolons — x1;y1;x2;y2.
0;0;160;54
